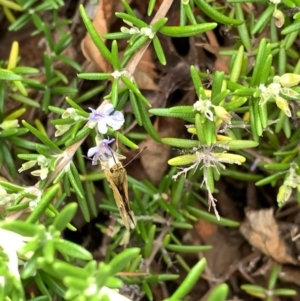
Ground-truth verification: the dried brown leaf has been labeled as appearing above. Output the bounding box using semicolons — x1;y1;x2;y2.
280;266;300;286
134;69;160;91
139;116;184;184
137;49;157;78
240;208;299;265
195;219;243;277
81;0;117;72
133;49;159;91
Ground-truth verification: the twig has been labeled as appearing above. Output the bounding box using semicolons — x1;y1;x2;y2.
243;149;274;164
126;0;173;76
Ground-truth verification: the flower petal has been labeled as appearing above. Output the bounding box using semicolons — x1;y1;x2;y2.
97;120;108;134
112;111;125;122
92;155;100;165
100;138;115;156
102;103;114;115
87;146;99;158
106;112;125;130
205;109;214;121
88;107;103;122
0;229;26;280
107;120;123;130
99;286;133;301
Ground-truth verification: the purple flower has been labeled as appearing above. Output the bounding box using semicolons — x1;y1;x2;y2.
88;103;125;134
87;138;115;165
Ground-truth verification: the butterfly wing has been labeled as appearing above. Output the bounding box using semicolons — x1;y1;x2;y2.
104;168;135;229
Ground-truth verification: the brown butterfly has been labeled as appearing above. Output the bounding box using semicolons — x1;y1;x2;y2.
103;153;135;229
102;146;147;229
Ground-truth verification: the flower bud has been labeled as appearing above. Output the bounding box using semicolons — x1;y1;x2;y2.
37;155;49;167
168;154;196;166
31;167;49;180
18;160;36;173
277;184;292;207
281;87;299;99
62;108;76;119
213;105;231;123
273;9;285;28
275;96;291;117
0;119;19;130
243;111;250;121
55;124;71;137
120;26;130;34
215;119;223;127
141;27;154;39
217;135;232;141
279;73;300;88
214;153;246;164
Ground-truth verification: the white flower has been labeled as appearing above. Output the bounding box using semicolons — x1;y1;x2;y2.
268;82;281;96
19;155;51;180
0;229;28;280
121;22;140;35
258;76;297;117
62;108;84;121
18;160;36;173
111;70;126;79
88;103;125;134
193;99;214;121
87;138;115;165
55;124;72;137
140;27;154;39
99;286;132;301
260;76;297;100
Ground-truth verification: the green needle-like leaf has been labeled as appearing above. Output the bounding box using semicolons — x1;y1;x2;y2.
194;0;242;25
166;244;212;253
79;5;112;63
0;68;22;80
68;162;90;222
160;23;217;37
109;248;141;275
161;138;199;149
53;203;78;231
206;284;229;301
26;185;60;223
168;258;206;300
54;238;92;260
188;206;240;227
144;224;156;258
22;121;61;152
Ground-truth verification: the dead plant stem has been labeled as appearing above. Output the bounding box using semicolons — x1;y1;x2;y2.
127;0;174;76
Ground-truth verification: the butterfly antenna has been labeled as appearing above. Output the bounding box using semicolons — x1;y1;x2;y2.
108;147;118;165
123;147;148;168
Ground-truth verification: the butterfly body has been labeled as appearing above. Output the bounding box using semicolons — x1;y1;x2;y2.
103;162;135;229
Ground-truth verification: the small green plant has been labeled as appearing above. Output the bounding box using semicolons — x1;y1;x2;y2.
241;265;297;300
1;0;300;300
